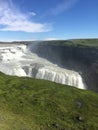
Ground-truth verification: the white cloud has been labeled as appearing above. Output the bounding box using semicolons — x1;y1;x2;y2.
50;0;78;15
0;1;50;32
29;12;36;16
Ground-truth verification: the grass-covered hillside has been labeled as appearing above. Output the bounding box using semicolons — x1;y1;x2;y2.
0;72;98;130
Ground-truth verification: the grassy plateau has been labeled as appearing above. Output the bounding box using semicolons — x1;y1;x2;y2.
0;72;98;130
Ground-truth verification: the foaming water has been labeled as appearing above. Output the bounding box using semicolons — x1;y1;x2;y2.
0;43;86;89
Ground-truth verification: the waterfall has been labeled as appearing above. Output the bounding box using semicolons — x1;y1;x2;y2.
24;65;85;89
0;43;86;89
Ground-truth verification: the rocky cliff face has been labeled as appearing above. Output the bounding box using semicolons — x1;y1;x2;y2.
28;41;98;92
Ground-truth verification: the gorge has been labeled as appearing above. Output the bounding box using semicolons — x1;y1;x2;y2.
0;39;98;91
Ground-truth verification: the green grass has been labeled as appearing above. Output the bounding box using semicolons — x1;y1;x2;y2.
0;72;98;130
41;39;98;47
70;39;98;47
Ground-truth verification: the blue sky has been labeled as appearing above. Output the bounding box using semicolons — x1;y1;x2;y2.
0;0;98;41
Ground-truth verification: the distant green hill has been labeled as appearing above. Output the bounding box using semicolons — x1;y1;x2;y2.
70;39;98;46
0;72;98;130
39;39;98;47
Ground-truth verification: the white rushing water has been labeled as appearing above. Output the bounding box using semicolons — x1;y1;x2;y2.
0;43;86;89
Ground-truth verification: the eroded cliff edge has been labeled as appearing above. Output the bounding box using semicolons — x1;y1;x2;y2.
28;39;98;92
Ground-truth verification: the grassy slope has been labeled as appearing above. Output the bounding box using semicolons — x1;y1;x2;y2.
0;72;98;130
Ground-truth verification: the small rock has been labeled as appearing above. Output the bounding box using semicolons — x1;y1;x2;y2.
76;100;82;108
52;123;59;128
21;85;27;89
47;124;50;127
77;116;84;121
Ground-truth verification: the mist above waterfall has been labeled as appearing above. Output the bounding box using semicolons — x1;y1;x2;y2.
0;42;86;89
